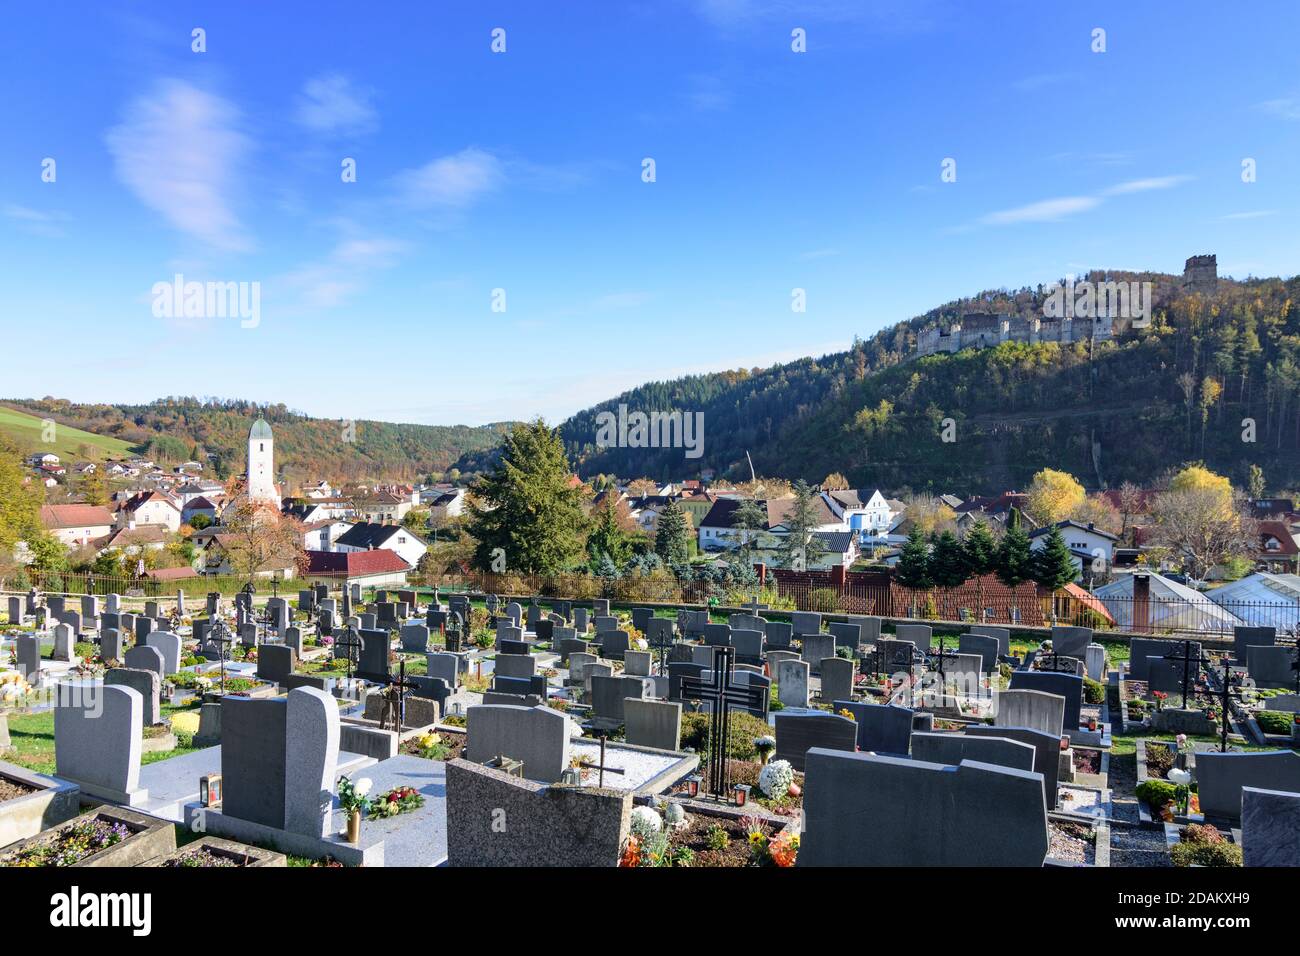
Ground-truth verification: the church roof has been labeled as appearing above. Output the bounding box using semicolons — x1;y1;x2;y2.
249;418;273;440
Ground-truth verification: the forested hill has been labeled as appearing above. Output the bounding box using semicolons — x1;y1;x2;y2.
1;397;514;484
539;268;1300;493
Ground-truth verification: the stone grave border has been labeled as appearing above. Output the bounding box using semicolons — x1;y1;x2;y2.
0;759;81;848
151;834;287;868
0;805;176;867
1044;811;1111;868
1133;737;1207;828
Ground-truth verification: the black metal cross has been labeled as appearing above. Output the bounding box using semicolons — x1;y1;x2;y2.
1035;653;1080;675
335;624;362;681
680;645;766;799
445;610;464;653
1213;662;1248;753
209;618;235;695
929;635;960;682
381;657;418;733
1162;640;1212;708
648;618;676;676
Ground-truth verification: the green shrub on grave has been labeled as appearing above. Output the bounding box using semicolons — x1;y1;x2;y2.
1136;779;1177;811
1254;710;1294;735
1170;840;1242;867
1083;676;1106;704
680;710;770;761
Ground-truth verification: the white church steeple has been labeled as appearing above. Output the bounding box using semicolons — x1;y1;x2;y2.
246;418;277;504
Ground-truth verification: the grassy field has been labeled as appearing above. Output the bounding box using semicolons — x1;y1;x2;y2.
0;404;139;461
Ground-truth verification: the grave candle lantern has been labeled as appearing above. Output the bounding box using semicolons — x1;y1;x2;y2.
686;774;701;798
732;783;750;807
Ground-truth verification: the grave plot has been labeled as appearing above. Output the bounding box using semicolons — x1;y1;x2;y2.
1046;816;1110;867
620;801;801;868
1161;821;1241;868
0;760;80;847
0;805;176;867
153;836;287;868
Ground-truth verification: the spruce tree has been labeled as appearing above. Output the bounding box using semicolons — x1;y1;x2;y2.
929;530;970;588
995;520;1034;588
1030;525;1079;591
962;520;998;577
654;499;691;566
895;528;933;590
467;420;586;573
779;479;827;569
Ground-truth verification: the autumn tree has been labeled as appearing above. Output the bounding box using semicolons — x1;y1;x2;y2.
220;500;304;586
1150;479;1255;581
821;472;850;491
1026;469;1085;525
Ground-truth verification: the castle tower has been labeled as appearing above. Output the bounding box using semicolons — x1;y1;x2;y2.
1183;254;1217;294
246;418;277;504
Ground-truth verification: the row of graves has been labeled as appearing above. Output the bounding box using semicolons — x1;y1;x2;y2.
1118;624;1300;866
4;584;1298;868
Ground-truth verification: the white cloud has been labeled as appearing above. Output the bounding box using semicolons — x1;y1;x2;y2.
1258;96;1300;120
106;81;253;252
295;73;377;135
395;148;504;209
1219;209;1278;221
277;234;406;311
3;204;68;238
1102;175;1193;196
980;196;1101;226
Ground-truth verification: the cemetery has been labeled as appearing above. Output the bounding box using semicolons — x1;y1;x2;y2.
1;585;1297;870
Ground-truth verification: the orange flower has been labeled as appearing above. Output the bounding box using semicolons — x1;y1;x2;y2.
619;836;641;868
769;832;799;867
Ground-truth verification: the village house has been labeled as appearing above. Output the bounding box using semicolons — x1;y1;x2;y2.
696;496;843;553
1028;520;1118;574
300;517;355;552
115;489;182;533
301;548;411;588
38;503;115;547
333;520;428;569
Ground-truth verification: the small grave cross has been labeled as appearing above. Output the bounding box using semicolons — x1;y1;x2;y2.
680;645;766;798
1034;653;1078;675
648;617;676;676
1162;640;1212;708
929;635;959;681
445;610;464;653
1214;662;1249;753
335;624;362;681
381;657;417;733
209;618;235;695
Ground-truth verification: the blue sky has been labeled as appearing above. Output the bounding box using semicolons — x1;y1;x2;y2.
2;1;1298;426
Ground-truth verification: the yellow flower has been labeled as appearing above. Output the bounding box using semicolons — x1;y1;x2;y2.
169;712;200;735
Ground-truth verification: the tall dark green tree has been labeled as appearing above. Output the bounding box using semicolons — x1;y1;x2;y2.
1030;525;1079;590
467;420;586;573
653;499;691;566
585;495;635;567
895;529;933;590
994;519;1034;588
730;498;768;566
961;520;998;577
778;480;827;569
929;530;970;588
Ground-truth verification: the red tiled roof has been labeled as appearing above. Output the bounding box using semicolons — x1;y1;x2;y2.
1256;520;1299;557
143;566;200;580
303;549;411;576
40;504;115;529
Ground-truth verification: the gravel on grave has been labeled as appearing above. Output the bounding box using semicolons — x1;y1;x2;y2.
1057;786;1108;818
569;739;684;791
1109;824;1171;867
1049;820;1095;865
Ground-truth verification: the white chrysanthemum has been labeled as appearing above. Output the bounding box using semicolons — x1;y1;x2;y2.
758;759;794;799
355;777;374;797
1168;768;1192;787
630;805;662;837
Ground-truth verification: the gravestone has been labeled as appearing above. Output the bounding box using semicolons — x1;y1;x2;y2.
284;626;303;658
499;638;530;657
851;615;882;644
426;652;460;687
729;613;766;634
51;623;74;662
592;599;610;617
495;653;536;679
667;662;706;702
703;623;732;647
257;644;296;685
833;700;914;755
765;621;793;650
791;611;821;636
54;682;147;806
1195;749;1300;820
631;607;654;633
124;644;164;680
1246;644;1297;688
623;698;682;751
776;658;810;707
601;630;631;661
1241;787;1300;867
356;628;391;682
465;704;571;783
801;633;835;675
798;750;1048;867
100;628;125;664
1050;625;1093;658
1233;625;1276;664
966;723;1060;809
732;628;764;665
994;688;1066;738
145;631;181;676
80;594;98;620
493;675;547;698
573;608;590;633
773;711;857;771
829;621;862;649
105;666;161;726
16;635;40;681
959;633;1000;672
624;650;652;677
876;639;916;674
1009;670;1082;731
591;675;650;725
1084;644;1107;682
895;624;932;653
910;731;1037;775
534;619;554;643
7;596;23;626
820;656;855;703
1127;638;1171;682
400;622;430;653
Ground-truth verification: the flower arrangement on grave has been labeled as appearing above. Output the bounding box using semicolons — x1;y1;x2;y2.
758;759;794;800
368;785;424;819
169;711;200;737
3;818;132;867
1152;690;1168;712
337;775;372;843
630;806;663;838
413;731;450;760
0;672;32;703
837;707;856;721
753;734;776;764
767;830;800;867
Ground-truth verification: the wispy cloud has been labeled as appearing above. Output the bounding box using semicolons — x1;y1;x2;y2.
1257;95;1300;120
277;233;406;311
1218;209;1278;221
1101;175;1193;196
295;73;377;135
106;80;253;252
3;203;69;238
394;148;504;209
980;196;1101;226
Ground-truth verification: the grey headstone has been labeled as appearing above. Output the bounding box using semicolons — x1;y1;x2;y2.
791;611;821;636
1009;670;1082;731
834;700;914;755
801;633;835;674
624;650;652;677
624;698;682;751
465;704;571;783
959;633;1000;672
145;631;181;676
105;667;161;726
910;731;1037;775
400;622;430;653
1241;786;1300;866
54;682;146;805
994;688;1066;738
774;711;857;771
124;644;164;680
1050;625;1093;658
1233;625;1276;664
258;644;296;685
776;658;810;707
895;624;932;653
966;723;1060;809
1195;749;1300;821
495;653;536;679
820;656;855;703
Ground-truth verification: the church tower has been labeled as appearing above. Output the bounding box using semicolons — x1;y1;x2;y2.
246;418;277;504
